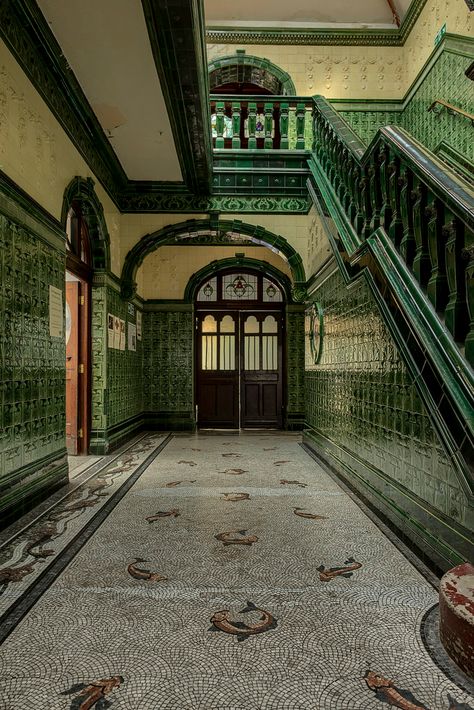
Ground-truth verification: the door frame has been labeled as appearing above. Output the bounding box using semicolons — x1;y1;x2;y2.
66;255;92;454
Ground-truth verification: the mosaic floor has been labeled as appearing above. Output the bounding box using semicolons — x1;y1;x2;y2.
0;432;473;710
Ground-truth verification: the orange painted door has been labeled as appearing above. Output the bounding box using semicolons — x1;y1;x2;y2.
65;281;80;454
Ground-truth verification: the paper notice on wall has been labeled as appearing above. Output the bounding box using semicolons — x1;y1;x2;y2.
114;316;121;349
136;310;142;340
120;319;126;351
108;313;115;348
128;322;137;352
49;285;63;338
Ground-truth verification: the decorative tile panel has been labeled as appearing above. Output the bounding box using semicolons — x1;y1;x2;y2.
305;270;472;531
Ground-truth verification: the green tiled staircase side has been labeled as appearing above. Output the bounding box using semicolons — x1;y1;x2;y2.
286;309;305;429
305;270;472;567
90;283;144;453
337;46;474;170
0;211;67;519
143;310;194;428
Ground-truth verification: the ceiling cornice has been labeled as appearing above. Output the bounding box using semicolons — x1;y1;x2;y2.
141;0;213;195
205;0;427;46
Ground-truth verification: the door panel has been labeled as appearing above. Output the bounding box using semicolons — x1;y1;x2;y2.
65;282;80;454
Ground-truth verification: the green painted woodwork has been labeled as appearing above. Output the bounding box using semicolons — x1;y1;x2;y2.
61;177;111;271
0;171;68;520
304;268;473;568
141;0;212;194
205;0;427;46
120;218;306;300
334;35;474;176
118;191;312;213
208;54;296;95
184;257;294;303
212;149;310;196
143;308;194;429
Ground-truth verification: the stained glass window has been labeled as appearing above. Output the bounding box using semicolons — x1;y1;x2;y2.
222;273;258;300
262;278;282;302
197;277;217;302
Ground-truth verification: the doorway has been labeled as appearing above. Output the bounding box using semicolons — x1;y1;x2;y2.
65;202;92;455
195;270;285;429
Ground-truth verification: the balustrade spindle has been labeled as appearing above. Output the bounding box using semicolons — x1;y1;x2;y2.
215;101;225;149
426;196;449;312
360;167;373;239
464;245;474;366
231;102;241;149
296;103;306;149
379;145;392;232
388;158;404;249
399;167;415;267
444;215;469;342
353;167;365;234
280;103;289;149
369;156;382;232
247;103;257;150
411;178;431;288
264;103;273;149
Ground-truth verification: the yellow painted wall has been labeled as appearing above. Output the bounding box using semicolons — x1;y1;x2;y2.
0;39;122;275
207;0;473;99
137;245;292;300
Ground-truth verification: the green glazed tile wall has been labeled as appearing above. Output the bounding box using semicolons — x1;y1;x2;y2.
143;310;194;418
286;309;306;427
337;47;473;165
305;269;472;533
0;210;67;516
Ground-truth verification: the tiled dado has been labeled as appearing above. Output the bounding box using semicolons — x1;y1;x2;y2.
286;307;305;430
0;173;68;521
335;37;474;176
90;275;144;454
304;269;473;569
143;308;194;429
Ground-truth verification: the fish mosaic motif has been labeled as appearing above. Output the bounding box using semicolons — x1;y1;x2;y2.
274;460;291;466
215;530;259;546
146;509;180;522
177;460;197;466
127;558;167;583
280;479;307;488
318;557;362;582
220;468;248;475
209;601;277;642
61;675;123;709
222;453;242;458
364;671;473;709
293;508;327;520
221;492;250;502
164;480;196;487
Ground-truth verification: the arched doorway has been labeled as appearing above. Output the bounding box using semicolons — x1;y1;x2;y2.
195;268;286;429
65;201;92;455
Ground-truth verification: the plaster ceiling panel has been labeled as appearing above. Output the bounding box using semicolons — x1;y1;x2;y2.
37;0;182;182
205;0;412;28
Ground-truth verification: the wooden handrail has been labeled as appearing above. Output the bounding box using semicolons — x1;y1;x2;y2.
428;99;474;124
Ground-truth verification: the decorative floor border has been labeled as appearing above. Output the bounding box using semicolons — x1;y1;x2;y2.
0;433;172;644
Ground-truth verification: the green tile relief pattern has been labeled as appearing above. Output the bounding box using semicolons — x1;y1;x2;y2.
286;311;306;418
338;50;474;165
305;270;471;531
0;213;65;476
91;286;107;433
143;311;193;415
106;287;143;428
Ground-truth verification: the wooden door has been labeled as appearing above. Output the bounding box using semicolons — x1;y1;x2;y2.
65;281;80;454
196;312;239;428
240;313;282;428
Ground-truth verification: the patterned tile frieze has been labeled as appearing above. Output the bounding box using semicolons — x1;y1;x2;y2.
305;271;473;535
0;432;473;708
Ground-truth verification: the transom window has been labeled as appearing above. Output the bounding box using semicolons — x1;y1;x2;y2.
197;271;283;304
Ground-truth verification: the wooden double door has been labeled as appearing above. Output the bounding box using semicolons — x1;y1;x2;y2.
196;309;284;429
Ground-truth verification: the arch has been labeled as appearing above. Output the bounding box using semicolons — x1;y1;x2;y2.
185;257;294;303
208;54;296;96
120;218;306;301
61;176;111;271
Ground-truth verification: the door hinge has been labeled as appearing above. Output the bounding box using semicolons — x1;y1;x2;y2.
78;428;84;439
79;363;85;374
80;296;85;306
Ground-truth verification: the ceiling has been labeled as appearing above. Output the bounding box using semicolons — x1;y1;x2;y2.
37;0;182;182
204;0;413;29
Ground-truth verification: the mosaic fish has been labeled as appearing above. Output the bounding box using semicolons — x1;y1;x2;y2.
127;558;167;583
221;492;250;502
177;460;197;466
26;522;58;558
50;498;100;518
318;557;362;582
293;508;327;520
164;480;196;487
222;453;242;458
280;479;307;488
61;675;123;710
0;563;36;590
86;478;109;496
220;468;248;475
274;460;291;466
263;447;277;451
209;601;277;642
215;530;259;546
146;509;180;522
364;671;429;709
